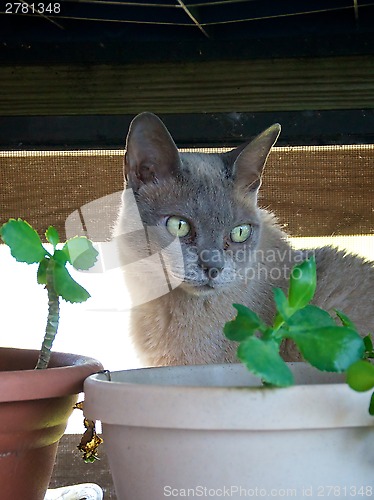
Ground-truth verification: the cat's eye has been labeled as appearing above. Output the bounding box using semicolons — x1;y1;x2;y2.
230;224;252;243
166;216;191;238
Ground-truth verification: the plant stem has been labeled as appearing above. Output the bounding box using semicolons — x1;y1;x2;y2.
35;260;59;369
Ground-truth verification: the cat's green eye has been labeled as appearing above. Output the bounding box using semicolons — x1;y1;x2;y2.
166;216;191;238
230;224;252;243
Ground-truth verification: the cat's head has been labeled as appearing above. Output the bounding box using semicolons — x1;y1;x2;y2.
119;112;280;296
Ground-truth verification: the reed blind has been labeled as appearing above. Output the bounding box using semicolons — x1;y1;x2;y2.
1;145;373;241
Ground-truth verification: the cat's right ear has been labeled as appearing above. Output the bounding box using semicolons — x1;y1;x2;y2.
124;112;181;191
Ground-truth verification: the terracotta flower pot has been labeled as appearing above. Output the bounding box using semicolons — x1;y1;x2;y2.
0;347;103;500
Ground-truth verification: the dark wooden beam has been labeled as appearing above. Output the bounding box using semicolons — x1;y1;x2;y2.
0;110;373;150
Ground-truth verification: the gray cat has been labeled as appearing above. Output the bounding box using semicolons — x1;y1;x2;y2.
114;112;374;366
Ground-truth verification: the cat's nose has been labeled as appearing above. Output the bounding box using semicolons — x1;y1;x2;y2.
204;266;223;279
200;263;224;279
198;249;224;279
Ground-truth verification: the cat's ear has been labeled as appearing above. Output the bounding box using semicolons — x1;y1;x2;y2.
124;112;181;190
232;124;281;193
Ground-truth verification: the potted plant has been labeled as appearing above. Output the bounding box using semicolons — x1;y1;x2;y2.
0;218;103;500
83;257;374;500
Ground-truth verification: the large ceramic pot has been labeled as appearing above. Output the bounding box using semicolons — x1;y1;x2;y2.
84;363;374;500
0;347;103;500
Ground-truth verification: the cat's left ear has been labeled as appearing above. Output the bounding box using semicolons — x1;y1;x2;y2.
232;124;281;193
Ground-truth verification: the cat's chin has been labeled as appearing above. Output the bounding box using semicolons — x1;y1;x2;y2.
180;281;223;296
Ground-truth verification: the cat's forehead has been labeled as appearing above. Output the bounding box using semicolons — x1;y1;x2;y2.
179;152;228;181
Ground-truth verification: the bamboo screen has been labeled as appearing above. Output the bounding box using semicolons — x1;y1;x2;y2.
1;145;373;241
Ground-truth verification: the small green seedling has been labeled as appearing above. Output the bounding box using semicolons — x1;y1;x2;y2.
224;257;374;414
0;218;98;369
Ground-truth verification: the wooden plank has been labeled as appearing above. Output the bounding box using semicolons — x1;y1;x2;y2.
1;145;373;240
49;434;116;499
0;56;373;116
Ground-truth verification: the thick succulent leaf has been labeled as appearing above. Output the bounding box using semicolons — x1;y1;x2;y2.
53;249;68;266
273;288;293;320
37;257;49;284
53;261;91;303
62;237;98;270
237;337;294;387
224;304;265;341
346;360;374;392
0;218;47;264
45;225;60;247
286;324;365;372
369;393;374;416
335;309;357;329
287;305;336;330
363;335;374;356
288;257;317;310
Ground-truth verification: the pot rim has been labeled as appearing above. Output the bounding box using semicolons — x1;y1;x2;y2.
0;347;103;402
84;363;374;430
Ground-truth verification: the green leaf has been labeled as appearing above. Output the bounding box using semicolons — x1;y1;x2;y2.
237;337;294;386
369;393;374;416
288;257;317;310
287;305;336;329
286;323;365;372
45;226;60;247
346;360;374;392
62;237;98;270
335;309;357;329
53;249;68;266
0;218;47;264
37;257;49;284
224;304;265;342
53;261;91;303
363;335;374;358
273;288;293;320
